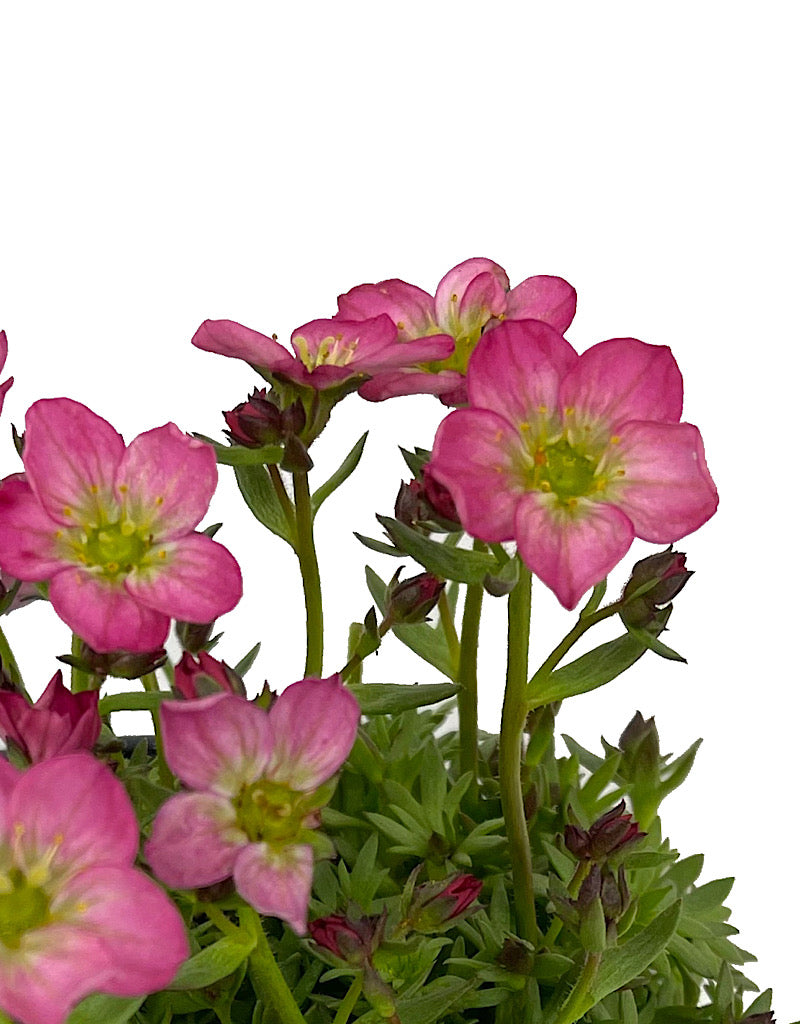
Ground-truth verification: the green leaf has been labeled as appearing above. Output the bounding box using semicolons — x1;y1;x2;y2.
66;995;145;1024
98;691;167;715
312;431;368;517
169;933;256;990
233;464;295;547
354;532;403;557
528;632;654;707
684;877;734;915
592;899;681;1001
234;642;261;677
376;515;498;584
393;977;478;1024
210;441;284;466
625;623;686;662
348;682;459;715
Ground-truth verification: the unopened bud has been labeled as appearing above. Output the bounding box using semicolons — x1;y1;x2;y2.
175;618;217;654
564;801;645;862
223;389;283;448
386;571;445;625
621;547;692;629
406;874;482;933
58;642;167;680
173;652;246;699
309;913;382;967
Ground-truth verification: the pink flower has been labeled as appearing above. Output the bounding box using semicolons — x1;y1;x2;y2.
0;331;12;414
428;320;718;609
0;671;101;763
0;398;243;653
146;674;360;934
336;257;577;403
0;752;188;1024
192;315;453;393
173;651;245;700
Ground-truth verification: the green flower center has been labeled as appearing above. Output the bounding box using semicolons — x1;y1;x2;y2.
526;438;600;504
67;519;153;579
0;869;51;949
232;779;306;845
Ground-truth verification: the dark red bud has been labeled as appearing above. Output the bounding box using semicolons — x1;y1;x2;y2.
386;572;445;625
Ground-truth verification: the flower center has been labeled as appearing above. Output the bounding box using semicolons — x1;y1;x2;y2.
0;868;51;949
78;520;150;578
527;438;599;504
232;779;306;845
295;332;359;371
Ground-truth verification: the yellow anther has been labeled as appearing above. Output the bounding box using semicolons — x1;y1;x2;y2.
158;550;167;560
55;529;63;539
540;480;552;492
564;406;574;416
616;468;626;477
451;292;458;303
567;497;578;508
494;429;504;442
155;496;164;506
396;320;405;330
90;484;99;494
493;465;503;474
610;435;620;444
105;561;119;573
76;901;88;914
14;822;24;838
118;484;128;493
538;404;547;414
498;312;506;321
335;333;343;341
63;507;73;517
519;421;531;432
271;333;278;340
534;449;547;466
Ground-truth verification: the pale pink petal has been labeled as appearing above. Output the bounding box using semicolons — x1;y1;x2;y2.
609;421;719;542
10;753;139;876
159;693;272;794
433;258;509;332
429;408;525;543
0;475;70;580
233;841;314;933
560;338;683;430
146;790;246;888
336;279;437;341
358;368;464;402
115;424;217;539
467;320;578;427
49;568;169;653
23;398;125;527
264;675;360;790
125;533;242;623
192;319;297;374
515;494;635;609
504;275;578;333
55;865;188;994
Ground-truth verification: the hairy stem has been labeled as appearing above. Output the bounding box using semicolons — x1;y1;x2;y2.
293;471;324;677
240;906;306;1024
457;575;483;793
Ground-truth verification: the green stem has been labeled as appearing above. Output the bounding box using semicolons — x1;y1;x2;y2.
69;633;93;692
437;589;460;669
528;601;621;703
332;975;363;1024
240;906;306;1024
498;560;539;945
141;672;172;788
457;578;483;790
552;951;602;1024
293;471;324;678
0;624;26;694
542;860;590;948
203;903;241;939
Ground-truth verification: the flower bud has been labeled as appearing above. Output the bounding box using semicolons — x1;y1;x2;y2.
618;711;661;782
58;641;167;680
385;571;445;625
621;547;692;629
405;873;482;933
223;389;284;448
175;618;217;654
309;911;384;967
738;1014;776;1024
173;651;246;699
564;801;645;862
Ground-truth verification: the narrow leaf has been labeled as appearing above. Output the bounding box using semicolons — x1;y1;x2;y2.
592;900;681;1000
376;515;497;584
528;632;653;707
348;682;459;715
234;642;261;677
312;431;368;517
169;934;256;990
66;995;145;1024
233;464;295;547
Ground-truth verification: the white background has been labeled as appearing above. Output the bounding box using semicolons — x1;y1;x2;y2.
1;2;797;1018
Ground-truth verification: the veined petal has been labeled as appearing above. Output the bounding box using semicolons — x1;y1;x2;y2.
504;275;577;333
49;568;170;653
336;279;437;341
0;757;19;813
560;338;684;431
0;475;72;580
467;320;578;428
291;316;397;366
115;424;217;539
358;368;464;402
146;790;246;888
433;258;509;333
233;841;313;934
159;693;272;794
354;332;454;369
430;408;526;543
610;421;719;541
264;675;360;790
126;533;242;623
192;319;297;375
515;494;635;609
23;398;124;528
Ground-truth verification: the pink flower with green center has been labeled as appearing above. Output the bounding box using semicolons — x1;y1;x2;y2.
336;257;577;403
0;398;242;653
428;320;718;609
0;671;101;764
0;752;188;1024
146;674;360;934
192;314;454;393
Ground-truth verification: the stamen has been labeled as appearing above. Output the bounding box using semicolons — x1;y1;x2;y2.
610;435;620;444
63;507;72;517
519;421;531;432
396;321;405;330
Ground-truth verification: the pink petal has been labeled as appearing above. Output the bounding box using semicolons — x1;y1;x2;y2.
0;329;7;372
504;274;578;333
515;494;635;609
433;258;509;332
22;398;125;528
0;756;19;812
233;841;314;934
146;790;245;888
429;408;525;543
0;474;70;580
125;532;242;623
609;421;719;542
560;338;684;431
336;279;437;341
10;753;139;876
54;865;189;995
353;333;454;370
291;315;397;364
264;675;360;791
49;568;170;653
358;368;464;402
115;424;218;539
159;693;272;794
0;675;99;763
467;320;578;427
192;319;297;374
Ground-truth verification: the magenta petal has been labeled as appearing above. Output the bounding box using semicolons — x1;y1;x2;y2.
0;475;69;580
505;275;578;333
126;533;242;623
515;495;635;609
0;757;19;809
23;398;125;527
336;279;437;341
49;568;169;653
146;790;245;888
467;320;578;426
56;865;189;995
159;693;272;793
611;421;719;542
429;408;525;543
233;842;313;933
291;315;397;365
264;675;360;790
357;332;454;369
192;319;297;374
358;368;464;402
560;338;684;429
433;258;509;331
115;425;218;539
